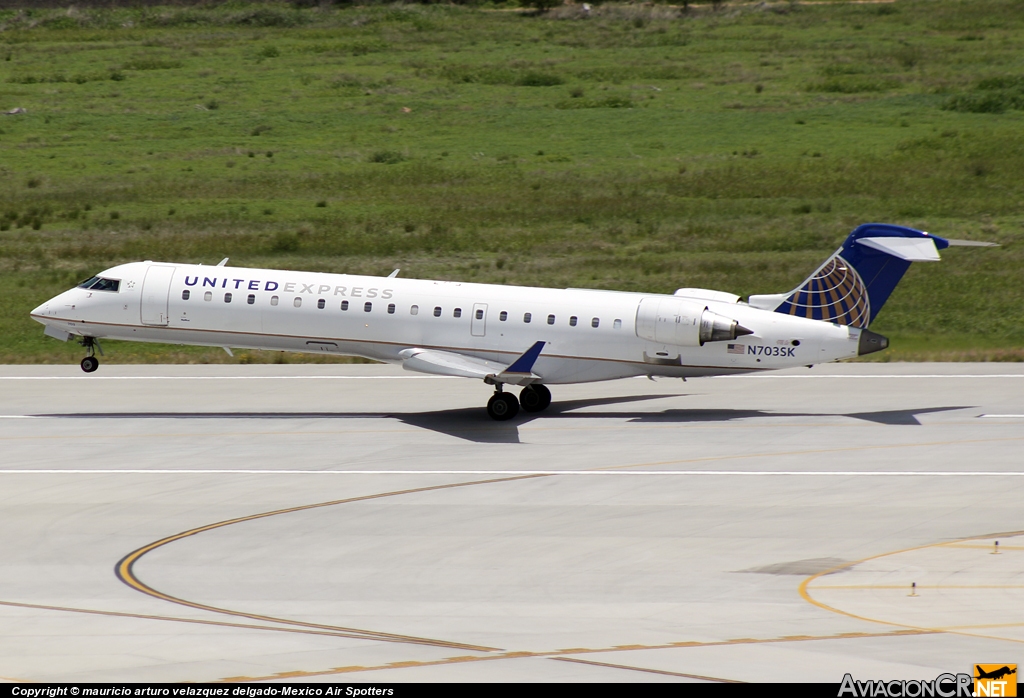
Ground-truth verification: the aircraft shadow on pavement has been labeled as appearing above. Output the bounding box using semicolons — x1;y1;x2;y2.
40;402;974;444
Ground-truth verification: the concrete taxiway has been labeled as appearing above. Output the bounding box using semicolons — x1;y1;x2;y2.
0;362;1022;683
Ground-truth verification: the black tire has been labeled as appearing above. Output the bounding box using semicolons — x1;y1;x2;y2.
486;392;520;421
520;384;552;412
80;356;99;373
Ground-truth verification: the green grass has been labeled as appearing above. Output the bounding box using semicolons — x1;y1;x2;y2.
1;0;1023;364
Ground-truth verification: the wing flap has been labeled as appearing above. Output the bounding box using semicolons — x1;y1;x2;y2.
400;348;506;379
399;341;546;385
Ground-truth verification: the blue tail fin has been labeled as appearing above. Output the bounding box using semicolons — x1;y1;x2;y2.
749;224;949;329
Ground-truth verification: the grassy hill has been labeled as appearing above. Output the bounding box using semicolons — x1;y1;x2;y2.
1;0;1022;364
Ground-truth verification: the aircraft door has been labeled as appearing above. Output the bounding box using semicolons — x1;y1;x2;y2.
140;265;176;326
471;303;487;337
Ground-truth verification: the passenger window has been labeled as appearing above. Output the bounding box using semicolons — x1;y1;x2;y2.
317;298;325;310
224;293;232;303
499;311;508;322
524;312;532;323
293;297;302;308
434;306;442;317
591;317;600;328
547;314;555;325
270;295;279;306
388;303;396;314
453;308;462;318
182;290;190;301
613;319;622;329
364;302;372;312
476;309;484;320
247;294;255;305
410;305;418;315
204;291;212;302
341;300;349;311
569;316;577;327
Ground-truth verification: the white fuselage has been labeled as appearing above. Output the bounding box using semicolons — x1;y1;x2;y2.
31;261;863;383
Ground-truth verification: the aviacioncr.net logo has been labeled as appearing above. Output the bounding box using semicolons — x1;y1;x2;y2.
839;673;974;698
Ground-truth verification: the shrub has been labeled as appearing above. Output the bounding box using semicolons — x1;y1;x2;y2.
517;72;564;87
271;231;300;253
369;150;407;164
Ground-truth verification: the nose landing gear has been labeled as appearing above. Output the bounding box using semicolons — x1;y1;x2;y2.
79;337;102;373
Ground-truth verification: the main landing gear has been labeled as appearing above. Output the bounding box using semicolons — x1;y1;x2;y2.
79;336;102;373
486;384;552;421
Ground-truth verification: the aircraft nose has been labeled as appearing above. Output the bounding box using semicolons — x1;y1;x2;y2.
30;301;50;318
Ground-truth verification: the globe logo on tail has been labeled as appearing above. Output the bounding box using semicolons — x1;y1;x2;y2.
776;254;871;329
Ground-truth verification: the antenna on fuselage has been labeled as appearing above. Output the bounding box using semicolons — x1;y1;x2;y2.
387;269;400;278
217;258;229;267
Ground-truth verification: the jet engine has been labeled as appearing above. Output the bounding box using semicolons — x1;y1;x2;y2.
636;297;752;347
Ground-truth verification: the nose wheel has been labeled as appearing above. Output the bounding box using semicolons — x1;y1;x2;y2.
78;337;102;373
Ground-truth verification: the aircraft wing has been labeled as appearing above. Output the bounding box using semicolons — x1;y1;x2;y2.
399;341;545;386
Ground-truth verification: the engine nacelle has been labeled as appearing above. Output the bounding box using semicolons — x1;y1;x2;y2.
636;297;752;347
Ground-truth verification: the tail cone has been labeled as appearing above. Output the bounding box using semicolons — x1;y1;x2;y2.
858;329;889;356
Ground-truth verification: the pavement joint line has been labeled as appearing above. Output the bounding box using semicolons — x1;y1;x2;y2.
811;581;1024;585
0;420;1013;436
6;469;1024;476
800;532;1024;644
590;436;1024;473
218;628;936;683
0;598;438;643
550;656;743;682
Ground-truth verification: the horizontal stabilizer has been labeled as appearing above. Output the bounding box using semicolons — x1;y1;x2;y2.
945;239;999;247
857;236;940;262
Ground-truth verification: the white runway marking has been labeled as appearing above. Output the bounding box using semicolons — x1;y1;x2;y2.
722;375;1024;379
0;375;451;381
978;414;1024;418
2;469;1024;476
0;374;1022;381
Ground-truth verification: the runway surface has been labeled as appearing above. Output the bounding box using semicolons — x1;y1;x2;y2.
1;362;1022;683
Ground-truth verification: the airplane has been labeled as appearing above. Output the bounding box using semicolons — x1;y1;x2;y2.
30;223;985;420
975;666;1016;681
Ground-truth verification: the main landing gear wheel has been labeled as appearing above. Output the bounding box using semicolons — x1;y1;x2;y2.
80;356;99;373
487;392;520;421
519;384;551;413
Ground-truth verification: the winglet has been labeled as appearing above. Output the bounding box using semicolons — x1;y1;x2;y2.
504;341;546;374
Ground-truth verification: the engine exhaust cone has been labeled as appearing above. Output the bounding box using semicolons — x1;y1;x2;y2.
735;324;754;338
858;329;889;356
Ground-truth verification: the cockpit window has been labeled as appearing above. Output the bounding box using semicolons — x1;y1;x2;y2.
77;276;120;292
